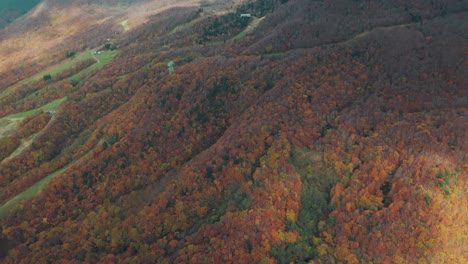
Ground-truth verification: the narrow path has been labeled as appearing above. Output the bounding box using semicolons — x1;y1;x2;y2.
0;48;101;100
91;51;100;63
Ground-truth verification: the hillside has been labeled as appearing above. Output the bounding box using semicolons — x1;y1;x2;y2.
0;0;467;262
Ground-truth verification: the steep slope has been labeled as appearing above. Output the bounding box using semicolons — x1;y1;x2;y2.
0;0;212;91
0;1;121;91
0;0;467;262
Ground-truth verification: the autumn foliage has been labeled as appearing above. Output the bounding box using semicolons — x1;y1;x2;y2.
0;0;466;263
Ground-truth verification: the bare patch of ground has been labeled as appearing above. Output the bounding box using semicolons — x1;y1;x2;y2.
0;118;23;139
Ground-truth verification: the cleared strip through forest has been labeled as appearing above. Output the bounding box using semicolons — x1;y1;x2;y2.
0;140;103;219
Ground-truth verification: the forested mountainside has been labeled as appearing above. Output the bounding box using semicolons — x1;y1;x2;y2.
0;0;467;262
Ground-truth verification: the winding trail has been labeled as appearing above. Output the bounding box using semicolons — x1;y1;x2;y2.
91;51;100;63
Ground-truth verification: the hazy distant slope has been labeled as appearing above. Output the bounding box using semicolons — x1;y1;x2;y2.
47;0;148;5
0;0;223;90
0;0;41;28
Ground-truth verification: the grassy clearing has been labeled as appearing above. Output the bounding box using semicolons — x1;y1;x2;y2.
0;48;118;100
8;97;67;119
120;19;130;31
13;50;94;86
0;161;72;218
233;30;249;40
0;50;91;100
98;87;113;94
0;119;11;130
0;140;103;218
69;50;119;83
232;16;265;40
26;49;119;98
41;53;94;79
0;118;22;140
7;166;66;207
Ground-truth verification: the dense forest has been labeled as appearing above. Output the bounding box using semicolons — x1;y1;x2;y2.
0;0;466;263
